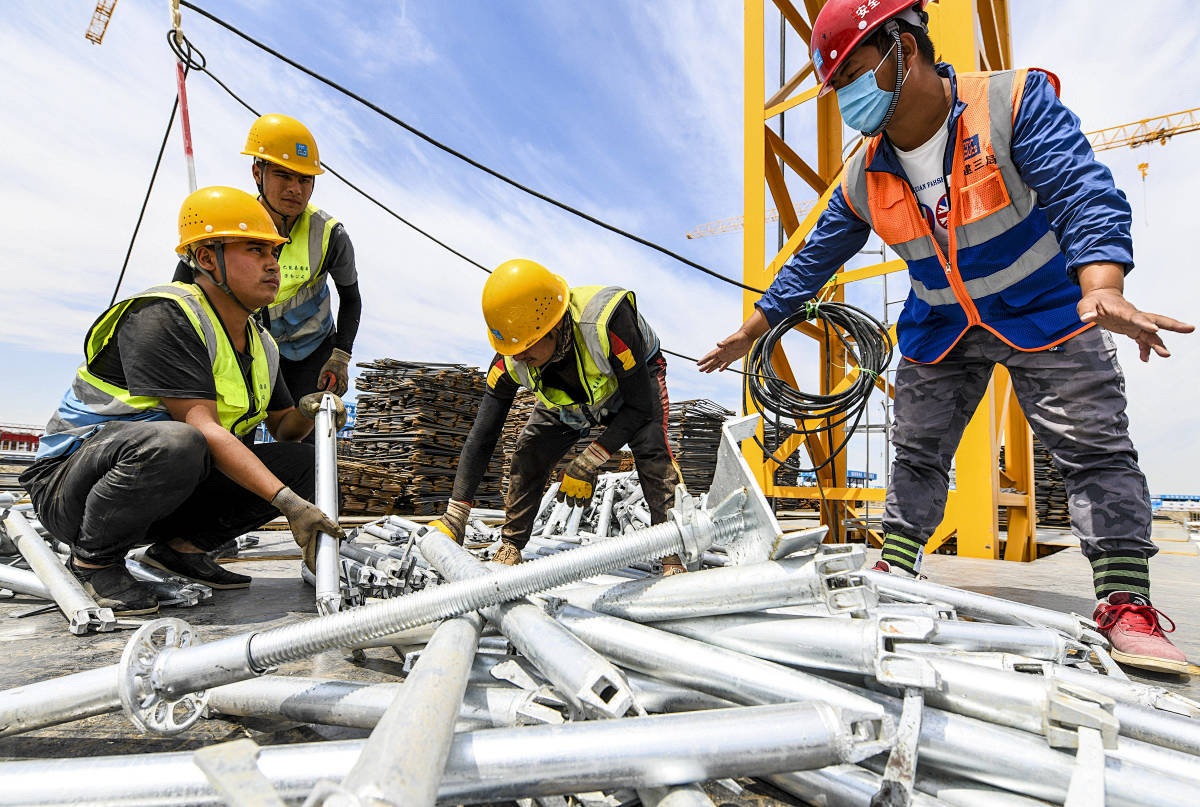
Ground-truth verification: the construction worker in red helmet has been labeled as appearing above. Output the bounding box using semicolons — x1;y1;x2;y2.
173;114;362;436
701;0;1193;674
22;187;345;616
431;259;685;574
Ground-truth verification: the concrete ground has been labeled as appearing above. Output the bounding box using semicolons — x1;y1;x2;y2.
0;522;1194;804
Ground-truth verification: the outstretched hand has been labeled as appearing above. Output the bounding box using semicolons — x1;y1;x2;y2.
698;329;754;373
1077;289;1194;362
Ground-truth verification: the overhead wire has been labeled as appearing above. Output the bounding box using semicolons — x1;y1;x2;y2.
169;31;492;276
108;94;182;305
177;0;764;294
126;15;892;489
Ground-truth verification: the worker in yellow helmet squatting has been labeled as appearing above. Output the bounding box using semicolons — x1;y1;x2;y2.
173;114;361;439
20;187;346;616
701;1;1193;674
433;260;685;574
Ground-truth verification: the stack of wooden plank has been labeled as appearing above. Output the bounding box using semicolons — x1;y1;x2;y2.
998;435;1070;528
339;360;506;516
666;399;733;494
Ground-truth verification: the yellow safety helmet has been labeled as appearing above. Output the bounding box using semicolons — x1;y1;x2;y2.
176;186;288;255
482;259;570;356
241;113;324;176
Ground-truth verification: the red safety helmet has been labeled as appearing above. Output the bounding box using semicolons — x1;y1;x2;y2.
811;0;930;96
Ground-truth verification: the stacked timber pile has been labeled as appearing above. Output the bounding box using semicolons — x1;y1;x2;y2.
339;360;505;515
998;435;1069;528
1032;436;1070;526
666;399;732;494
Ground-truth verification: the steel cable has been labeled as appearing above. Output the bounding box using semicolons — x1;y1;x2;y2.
745;300;893;474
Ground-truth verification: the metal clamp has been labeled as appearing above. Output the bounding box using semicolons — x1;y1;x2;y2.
669;486;708;563
117;618;207;735
874;616;940;689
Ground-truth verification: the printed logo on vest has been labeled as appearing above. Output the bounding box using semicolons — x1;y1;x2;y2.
963;134;981;160
935;194;950;229
296;143;309;158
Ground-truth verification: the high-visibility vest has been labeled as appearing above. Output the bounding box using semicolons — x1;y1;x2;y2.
37;282;279;460
841;69;1091;364
503;286;660;430
266;203;338;360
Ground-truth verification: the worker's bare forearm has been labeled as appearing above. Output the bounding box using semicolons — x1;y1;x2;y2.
196;422;285;501
270;408;314;442
1076;262;1126;295
741;307;771;340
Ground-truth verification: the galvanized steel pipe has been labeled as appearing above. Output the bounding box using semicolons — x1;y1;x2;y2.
418;528;636;718
314;393;342;615
559;547;869;622
2;509;114;634
327;612;482;807
865;570;1092;640
0;501;742;736
0;702;878;806
0;562;50;599
552;603;889;727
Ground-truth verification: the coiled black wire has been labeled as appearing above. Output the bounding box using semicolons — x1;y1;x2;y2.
746;300;893;474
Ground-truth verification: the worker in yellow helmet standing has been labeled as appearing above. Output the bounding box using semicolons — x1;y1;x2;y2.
433;260;685;573
22;187;345;616
173;114;362;425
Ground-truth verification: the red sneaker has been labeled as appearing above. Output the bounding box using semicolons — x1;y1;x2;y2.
872;559;920;579
1093;592;1189;674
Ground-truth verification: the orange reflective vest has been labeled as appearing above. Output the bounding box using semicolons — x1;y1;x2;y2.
841;69;1091;364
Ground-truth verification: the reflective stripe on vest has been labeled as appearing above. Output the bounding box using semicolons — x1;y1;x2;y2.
266;204;338;359
37;283;279;460
503;286;660;431
841;69;1088;364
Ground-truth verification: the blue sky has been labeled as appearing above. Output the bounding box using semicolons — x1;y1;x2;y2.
2;1;1198;492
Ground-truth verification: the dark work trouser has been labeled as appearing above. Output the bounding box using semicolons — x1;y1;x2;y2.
882;327;1156;562
503;356;681;549
280;332;336;445
25;420;316;565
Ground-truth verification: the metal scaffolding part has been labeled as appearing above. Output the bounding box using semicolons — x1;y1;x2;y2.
205;675;564;732
313;612;482;807
551;602;889;732
558;544;870;622
0;702;883;806
1;508;115;634
0;481;749;737
314;393;343;615
418;528;637;720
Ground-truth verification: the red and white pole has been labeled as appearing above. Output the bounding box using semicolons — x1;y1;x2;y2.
170;0;197;192
175;57;197;192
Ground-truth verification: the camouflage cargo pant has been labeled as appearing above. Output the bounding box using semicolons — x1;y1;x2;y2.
883;326;1156;561
503;355;681;549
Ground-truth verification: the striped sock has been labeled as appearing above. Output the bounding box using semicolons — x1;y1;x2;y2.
1091;555;1150;600
881;533;925;575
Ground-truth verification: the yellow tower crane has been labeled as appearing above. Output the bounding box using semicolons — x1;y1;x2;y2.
691;106;1200;239
85;1;119;45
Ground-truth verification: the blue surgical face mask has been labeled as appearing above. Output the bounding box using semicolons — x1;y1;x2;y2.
836;42;907;135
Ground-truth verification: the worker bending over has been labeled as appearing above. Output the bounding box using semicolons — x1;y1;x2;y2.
435;260;684;573
174;114;361;418
22;187;345;615
700;1;1191;672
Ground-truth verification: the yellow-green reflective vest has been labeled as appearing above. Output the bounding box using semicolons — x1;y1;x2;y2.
266;204;338;360
37;283;279;460
503;286;659;431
